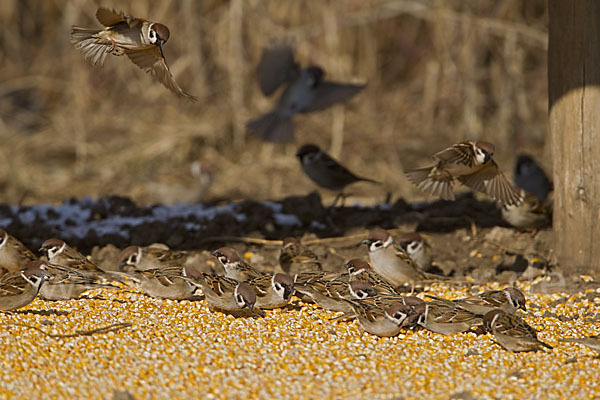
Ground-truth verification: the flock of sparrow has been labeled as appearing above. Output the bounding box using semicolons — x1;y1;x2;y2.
1;226;598;355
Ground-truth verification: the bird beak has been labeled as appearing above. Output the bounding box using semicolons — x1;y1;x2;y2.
283;286;293;300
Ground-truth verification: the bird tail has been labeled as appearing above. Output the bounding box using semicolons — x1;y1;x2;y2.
246;111;294;143
405;167;455;201
70;27;111;66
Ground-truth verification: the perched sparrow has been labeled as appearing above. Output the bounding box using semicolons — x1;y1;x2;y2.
36;261;121;301
185;272;263;317
501;190;552;230
426;287;526;316
71;8;196;100
345;298;416;337
294;277;376;313
0;261;49;311
296;144;379;192
483;309;553;352
363;229;426;288
246;45;365;142
513;154;553;202
415;300;482;335
396;233;432;272
405;141;522;206
120;266;196;300
0;228;37;273
119;244;188;272
344;259;399;296
559;336;600;355
246;273;295;310
40;239;119;283
278;237;322;274
211;247;267;282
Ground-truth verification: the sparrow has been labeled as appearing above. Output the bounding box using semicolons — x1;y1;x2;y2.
345;298;416;337
278;237;322;274
71;7;196;100
344;259;399;296
513;154;553;202
396;232;432;272
40;238;119;283
119;265;196;300
559;336;600;355
184;272;264;317
501;190;552;230
426;287;526;316
246;44;365;142
362;229;427;288
405;140;523;206
118;244;188;272
0;228;38;273
0;261;49;311
246;272;295;309
294;277;376;313
296;144;380;192
211;247;267;282
483;309;553;352
415;300;482;335
36;261;121;301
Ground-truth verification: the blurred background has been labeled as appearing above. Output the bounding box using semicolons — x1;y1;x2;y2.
0;0;549;206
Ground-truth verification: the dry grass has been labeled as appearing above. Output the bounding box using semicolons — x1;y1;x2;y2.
0;0;549;205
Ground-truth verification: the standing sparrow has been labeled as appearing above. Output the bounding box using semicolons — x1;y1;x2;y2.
559;336;600;355
294;276;376;313
344;259;399;296
119;244;188;272
513;154;553;202
278;237;322;274
483;309;553;352
246;44;365;142
0;228;38;273
363;229;426;288
397;232;432;272
71;8;196;100
211;247;267;282
501;190;552;230
296;144;379;193
414;300;482;335
120;265;196;300
426;287;526;316
184;272;264;317
345;298;416;337
405;140;522;206
246;273;295;310
0;261;49;311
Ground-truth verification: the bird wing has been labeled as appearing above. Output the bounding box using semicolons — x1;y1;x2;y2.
0;273;28;295
458;161;523;206
95;8;131;27
301;82;365;113
125;48;197;100
433;142;475;167
257;45;298;96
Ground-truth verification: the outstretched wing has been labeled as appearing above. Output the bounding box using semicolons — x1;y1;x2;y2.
459;161;523;206
257;44;298;96
301;82;365;113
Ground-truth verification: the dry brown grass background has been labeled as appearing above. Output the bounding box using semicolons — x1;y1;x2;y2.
0;0;549;206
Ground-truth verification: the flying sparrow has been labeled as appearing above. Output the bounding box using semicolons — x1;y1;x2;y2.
119;265;196;300
345;298;416;337
211;247;267;282
246;272;295;309
501;190;552;230
118;244;188;272
278;237;322;274
513;154;553;202
184;272;264;317
0;228;38;273
296;144;380;193
426;287;526;316
71;7;196;100
483;309;553;352
414;300;482;335
246;44;365;142
405;140;523;206
396;232;432;272
0;261;49;311
36;261;121;301
559;336;600;355
363;229;427;288
344;259;399;296
40;238;120;283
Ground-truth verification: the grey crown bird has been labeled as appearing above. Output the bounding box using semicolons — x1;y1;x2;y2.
70;7;196;100
246;44;365;142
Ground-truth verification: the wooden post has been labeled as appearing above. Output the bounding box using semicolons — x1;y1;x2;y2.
548;1;600;272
